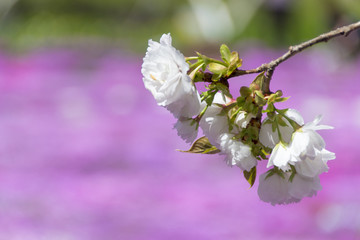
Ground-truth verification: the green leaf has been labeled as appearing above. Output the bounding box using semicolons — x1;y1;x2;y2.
254;91;267;106
250;72;265;91
275;90;283;97
240;86;251;97
243;167;257;187
215;82;233;99
266;103;275;113
236;96;245;106
220;44;231;65
275;97;290;103
178;136;220;154
227;51;242;76
193;71;204;83
208;62;228;75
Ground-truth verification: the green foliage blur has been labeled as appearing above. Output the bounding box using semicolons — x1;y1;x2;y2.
0;0;359;53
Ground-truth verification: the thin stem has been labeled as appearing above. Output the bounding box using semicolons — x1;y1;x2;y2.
185;56;199;61
228;21;360;78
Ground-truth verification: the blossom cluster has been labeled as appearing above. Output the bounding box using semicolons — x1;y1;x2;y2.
141;33;335;205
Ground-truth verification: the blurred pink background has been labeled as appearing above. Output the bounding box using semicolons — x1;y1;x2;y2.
0;46;359;239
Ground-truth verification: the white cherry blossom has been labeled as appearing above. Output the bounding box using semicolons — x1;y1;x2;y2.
259;109;303;148
141;33;201;118
199;93;230;146
218;133;257;171
290;115;333;158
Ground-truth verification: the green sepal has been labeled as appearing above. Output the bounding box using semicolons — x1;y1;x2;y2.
178;136;220;154
271;120;277;133
276;115;289;127
276;108;288;115
267;112;276;121
243;167;257;187
265;167;285;180
262;118;273;125
219;102;238;117
201;90;217;106
220;44;231;65
288;165;297;182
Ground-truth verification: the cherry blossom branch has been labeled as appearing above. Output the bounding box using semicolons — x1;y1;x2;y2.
231;20;360;78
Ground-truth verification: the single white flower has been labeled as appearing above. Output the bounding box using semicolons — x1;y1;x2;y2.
288;115;335;177
199;93;230;146
141;33;201;118
173;117;198;144
218;133;257;171
259;109;303;148
290;115;333;159
258;170;322;206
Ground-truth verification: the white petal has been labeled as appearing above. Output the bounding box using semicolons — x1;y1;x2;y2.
320;149;336;161
285;108;304;125
268;144;291;171
290;131;310;157
257;172;297;206
288;175;322;199
173;118;198;144
295;155;328;178
259;121;279;148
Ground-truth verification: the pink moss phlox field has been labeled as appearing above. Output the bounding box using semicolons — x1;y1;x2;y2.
0;49;358;239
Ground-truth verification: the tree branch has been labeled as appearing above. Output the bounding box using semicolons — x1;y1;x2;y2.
231;20;360;77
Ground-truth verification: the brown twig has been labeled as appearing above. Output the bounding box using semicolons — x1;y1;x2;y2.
230;21;360;78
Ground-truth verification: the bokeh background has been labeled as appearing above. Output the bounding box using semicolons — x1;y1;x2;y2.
0;0;359;239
